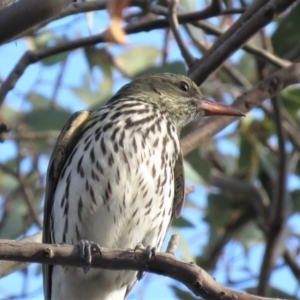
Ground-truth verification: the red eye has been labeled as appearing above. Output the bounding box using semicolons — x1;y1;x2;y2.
177;81;189;92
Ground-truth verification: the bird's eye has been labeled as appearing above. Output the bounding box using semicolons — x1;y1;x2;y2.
177;81;189;92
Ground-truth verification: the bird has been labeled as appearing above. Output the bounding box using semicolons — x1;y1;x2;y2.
43;73;243;300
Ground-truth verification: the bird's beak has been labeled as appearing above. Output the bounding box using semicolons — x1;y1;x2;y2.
198;99;245;117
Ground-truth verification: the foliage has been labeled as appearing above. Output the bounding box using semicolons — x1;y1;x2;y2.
0;0;300;299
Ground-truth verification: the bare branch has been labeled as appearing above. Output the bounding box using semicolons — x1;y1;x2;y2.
191;20;291;68
0;164;42;228
257;95;290;295
0;231;42;278
0;0;74;45
0;239;278;300
0;4;236;106
166;234;179;254
189;0;296;85
168;0;194;67
16;1;108;38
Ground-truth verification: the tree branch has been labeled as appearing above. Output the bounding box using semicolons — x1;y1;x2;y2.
0;4;241;106
191;20;291;69
0;0;74;45
188;0;296;85
257;95;290;295
168;0;194;67
0;231;42;278
0;238;278;300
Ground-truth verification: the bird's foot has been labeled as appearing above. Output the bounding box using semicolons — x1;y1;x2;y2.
78;239;101;273
134;243;156;280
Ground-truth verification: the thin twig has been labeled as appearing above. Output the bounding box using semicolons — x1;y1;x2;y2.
161;28;170;66
166;234;179;254
168;0;194;67
18;175;43;228
257;95;289;295
0;164;42;228
192;20;291;69
184;24;253;89
189;0;295;85
50;58;68;107
261;104;300;152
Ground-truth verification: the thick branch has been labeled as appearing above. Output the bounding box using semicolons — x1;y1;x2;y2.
0;5;234;106
0;239;276;300
0;0;74;45
188;0;296;85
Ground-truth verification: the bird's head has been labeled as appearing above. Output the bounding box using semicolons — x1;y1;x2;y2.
111;73;244;130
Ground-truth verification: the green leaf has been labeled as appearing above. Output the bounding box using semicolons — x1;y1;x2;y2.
291;189;300;213
172;216;194;228
238;136;255;175
71;73;110;108
84;47;111;71
180;0;205;48
173;228;195;263
71;85;99;107
0;104;18;129
26;92;50;109
184;149;210;183
0;176;43;240
83;47;114;107
204;193;231;228
256;143;277;182
0;173;18;194
22;109;72;131
235;53;257;84
272;1;300;57
281;88;300;121
33;31;69;65
114;46;160;77
195;253;215;271
183;159;204;184
0;196;28;239
97;77;113;105
235;222;264;251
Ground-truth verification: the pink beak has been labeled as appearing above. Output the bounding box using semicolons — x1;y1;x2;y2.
198;99;244;117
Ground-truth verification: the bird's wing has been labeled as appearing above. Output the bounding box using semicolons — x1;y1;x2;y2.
124;152;185;299
173;152;185;218
43;110;91;300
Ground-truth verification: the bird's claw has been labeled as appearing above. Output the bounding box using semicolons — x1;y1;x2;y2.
78;239;101;273
145;245;157;261
134;243;156;280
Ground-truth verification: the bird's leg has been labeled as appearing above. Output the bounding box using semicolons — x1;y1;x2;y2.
78;239;101;273
134;243;156;280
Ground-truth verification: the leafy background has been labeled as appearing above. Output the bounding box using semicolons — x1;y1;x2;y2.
0;0;300;299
